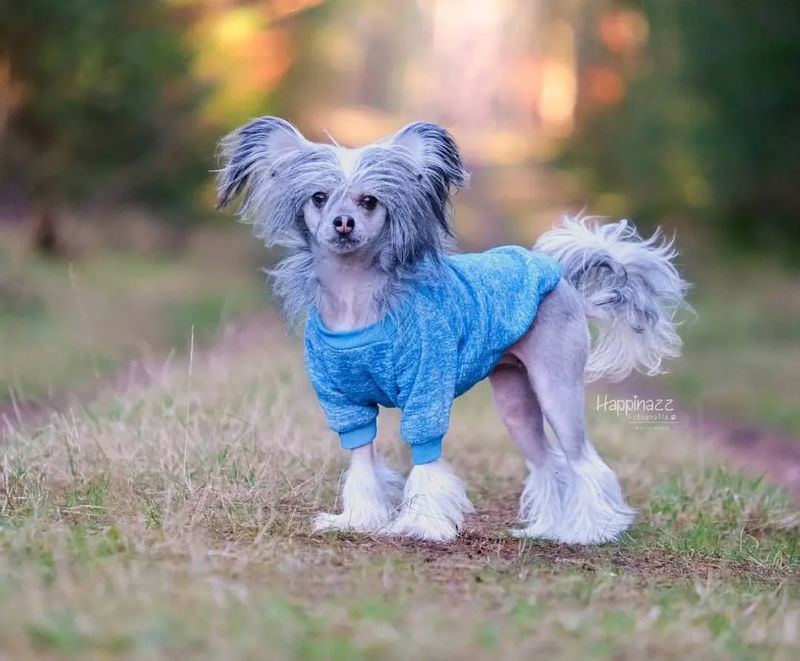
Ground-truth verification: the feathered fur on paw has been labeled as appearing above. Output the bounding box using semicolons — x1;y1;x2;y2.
510;449;569;540
554;446;636;544
313;455;403;534
386;459;474;542
312;510;391;534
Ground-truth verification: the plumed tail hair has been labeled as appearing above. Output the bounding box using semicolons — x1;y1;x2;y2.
535;217;692;382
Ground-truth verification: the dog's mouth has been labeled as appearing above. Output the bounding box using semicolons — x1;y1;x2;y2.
328;234;361;251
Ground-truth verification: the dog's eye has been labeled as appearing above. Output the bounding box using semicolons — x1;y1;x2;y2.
311;192;328;208
360;195;378;212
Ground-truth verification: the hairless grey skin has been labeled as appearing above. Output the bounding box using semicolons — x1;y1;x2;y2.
216;117;690;544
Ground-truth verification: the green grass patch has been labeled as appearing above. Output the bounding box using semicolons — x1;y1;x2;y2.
665;255;800;437
0;225;263;403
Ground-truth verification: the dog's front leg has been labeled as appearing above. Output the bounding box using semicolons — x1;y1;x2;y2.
313;444;404;534
386;458;474;542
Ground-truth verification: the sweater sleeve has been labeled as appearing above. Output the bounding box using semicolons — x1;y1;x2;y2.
396;310;458;464
305;340;378;450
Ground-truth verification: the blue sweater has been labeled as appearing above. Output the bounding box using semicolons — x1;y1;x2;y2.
304;246;562;464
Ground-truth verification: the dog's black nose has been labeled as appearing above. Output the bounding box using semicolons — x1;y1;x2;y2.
333;215;355;234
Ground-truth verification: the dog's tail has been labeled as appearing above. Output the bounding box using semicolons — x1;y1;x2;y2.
535;216;691;382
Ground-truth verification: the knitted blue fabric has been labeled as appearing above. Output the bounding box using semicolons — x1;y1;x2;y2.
304;246;562;464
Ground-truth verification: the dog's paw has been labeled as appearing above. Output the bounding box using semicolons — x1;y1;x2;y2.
385;510;460;542
385;459;474;542
312;511;353;533
312;510;391;534
508;523;559;541
550;448;636;545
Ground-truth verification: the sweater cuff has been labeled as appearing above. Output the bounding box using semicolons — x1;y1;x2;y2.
410;437;443;465
339;420;377;450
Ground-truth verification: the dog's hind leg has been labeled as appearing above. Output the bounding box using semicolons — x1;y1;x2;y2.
489;363;567;539
515;281;636;544
313;443;404;534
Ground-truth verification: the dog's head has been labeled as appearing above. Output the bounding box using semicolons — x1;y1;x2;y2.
216;117;468;266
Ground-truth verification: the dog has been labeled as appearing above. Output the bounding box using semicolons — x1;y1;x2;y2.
216;117;689;544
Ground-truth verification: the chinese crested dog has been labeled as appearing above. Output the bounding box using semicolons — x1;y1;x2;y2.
216;117;689;544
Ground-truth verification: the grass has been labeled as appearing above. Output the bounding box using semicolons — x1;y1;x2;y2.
1;313;798;659
665;252;800;437
0;223;264;404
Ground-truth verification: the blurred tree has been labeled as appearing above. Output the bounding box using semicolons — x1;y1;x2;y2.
564;0;800;262
0;0;211;254
677;1;800;257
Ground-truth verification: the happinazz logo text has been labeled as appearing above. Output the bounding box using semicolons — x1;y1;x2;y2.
595;394;675;417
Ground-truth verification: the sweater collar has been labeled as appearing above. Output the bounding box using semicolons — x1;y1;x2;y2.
309;308;393;349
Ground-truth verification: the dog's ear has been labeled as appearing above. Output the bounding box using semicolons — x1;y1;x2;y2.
390;121;469;202
216;117;307;211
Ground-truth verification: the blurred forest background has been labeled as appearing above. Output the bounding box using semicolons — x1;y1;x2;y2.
1;0;799;435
